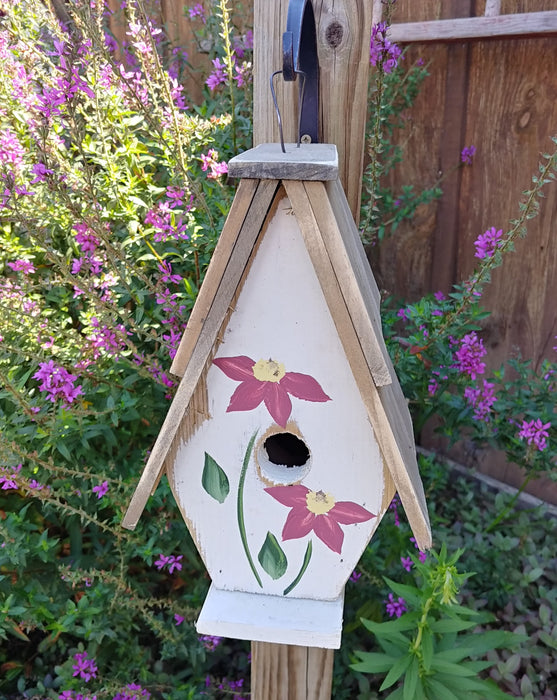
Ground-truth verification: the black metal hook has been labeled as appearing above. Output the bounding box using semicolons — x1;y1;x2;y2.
270;0;319;152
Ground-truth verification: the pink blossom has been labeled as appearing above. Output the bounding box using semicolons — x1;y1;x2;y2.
461;145;476;165
200;635;223;651
213;355;331;427
92;480;108;499
474;226;503;259
200;149;228;179
401;556;413;572
71;651;97;682
7;259;35;274
518;419;551;451
385;593;407;618
0;463;21;490
188;3;205;20
33;360;84;405
174;614;185;626
264;484;375;554
464;379;497;421
454;332;486;380
206;58;227;91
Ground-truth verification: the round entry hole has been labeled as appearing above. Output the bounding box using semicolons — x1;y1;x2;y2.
264;432;310;467
256;428;312;486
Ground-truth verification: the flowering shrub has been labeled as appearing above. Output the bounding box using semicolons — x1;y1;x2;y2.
0;0;555;698
0;0;251;697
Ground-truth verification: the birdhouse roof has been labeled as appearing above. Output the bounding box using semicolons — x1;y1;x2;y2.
122;144;431;550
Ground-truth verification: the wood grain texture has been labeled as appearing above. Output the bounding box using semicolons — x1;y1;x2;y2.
228;143;339;181
389;11;557;42
378;0;557;502
253;0;373;221
251;643;334;700
303;180;392;386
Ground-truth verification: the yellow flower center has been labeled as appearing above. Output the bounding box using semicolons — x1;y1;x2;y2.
306;490;335;515
252;359;286;383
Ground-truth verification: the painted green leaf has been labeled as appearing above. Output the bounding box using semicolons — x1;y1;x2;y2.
258;531;288;580
202;452;230;503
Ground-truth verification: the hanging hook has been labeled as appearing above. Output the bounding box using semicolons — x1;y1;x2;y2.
269;0;319;153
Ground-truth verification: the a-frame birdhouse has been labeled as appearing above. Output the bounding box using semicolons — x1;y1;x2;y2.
122;143;431;649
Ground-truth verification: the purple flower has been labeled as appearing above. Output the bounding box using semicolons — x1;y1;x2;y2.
464;379;496;421
206;58;227;91
157;261;182;285
71;651;98;682
370;22;403;74
401;556;413;572
7;259;35;274
28;479;44;490
167;554;183;574
428;378;439;396
189;3;205;20
518;419;551;451
200;634;223;651
389;494;401;526
92;480;108;499
200;149;228;179
74;223;100;253
461;145;476;165
174;613;185;625
112;683;151;700
33;360;84;405
154;553;182;573
0;128;24;169
31;162;54;183
0;463;21;490
385;593;407;618
454;332;486;380
350;570;362;582
474;226;503;260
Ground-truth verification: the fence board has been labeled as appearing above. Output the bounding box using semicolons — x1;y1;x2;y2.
378;1;557;501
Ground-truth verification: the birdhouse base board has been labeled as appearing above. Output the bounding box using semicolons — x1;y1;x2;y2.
196;584;344;649
228;143;339;181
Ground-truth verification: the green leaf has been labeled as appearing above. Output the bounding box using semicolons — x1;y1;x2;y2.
435;673;512;699
425;678;461;700
403;656;419;700
429;618;478;633
379;653;413;691
258;532;288;580
421;628;434;671
351;652;394;674
201;452;230;503
429;658;478;677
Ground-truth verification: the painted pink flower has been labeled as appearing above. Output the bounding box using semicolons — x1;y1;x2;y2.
264;484;375;554
213;355;331;427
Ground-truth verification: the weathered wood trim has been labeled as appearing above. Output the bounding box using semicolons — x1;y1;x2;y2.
389;11;557;43
284;181;431;550
122;180;279;529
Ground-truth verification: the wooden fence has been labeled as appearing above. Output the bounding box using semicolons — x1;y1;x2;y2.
107;0;557;501
376;0;557;502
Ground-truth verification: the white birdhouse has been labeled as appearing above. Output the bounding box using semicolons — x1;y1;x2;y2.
122;144;431;649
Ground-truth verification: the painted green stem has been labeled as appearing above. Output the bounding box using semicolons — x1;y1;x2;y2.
283;540;313;596
237;431;262;588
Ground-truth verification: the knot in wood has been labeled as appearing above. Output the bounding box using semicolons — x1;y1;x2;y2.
325;20;344;48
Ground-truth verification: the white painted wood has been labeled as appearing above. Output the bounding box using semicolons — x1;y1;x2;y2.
228;144;339;181
372;0;382;27
167;196;386;603
389;11;557;43
197;585;344;649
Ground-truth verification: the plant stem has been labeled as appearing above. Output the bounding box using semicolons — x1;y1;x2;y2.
485;473;534;533
237;431;262;588
283;539;313;596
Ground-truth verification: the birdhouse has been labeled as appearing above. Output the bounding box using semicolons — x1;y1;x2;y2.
122;143;431;649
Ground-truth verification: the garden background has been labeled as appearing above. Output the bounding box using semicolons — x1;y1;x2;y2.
0;1;556;699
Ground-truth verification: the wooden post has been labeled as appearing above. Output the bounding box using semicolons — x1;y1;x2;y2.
253;0;373;223
252;2;373;697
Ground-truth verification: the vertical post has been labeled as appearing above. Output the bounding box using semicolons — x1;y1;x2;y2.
254;0;373;223
252;2;372;698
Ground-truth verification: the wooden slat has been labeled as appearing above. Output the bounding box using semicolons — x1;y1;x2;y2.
389;11;557;43
122;180;279;529
251;643;334;700
284;181;431;550
170;178;259;377
484;0;502;17
303;180;391;387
